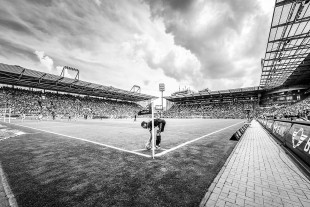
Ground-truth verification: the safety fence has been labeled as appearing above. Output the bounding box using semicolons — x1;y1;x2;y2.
257;118;310;167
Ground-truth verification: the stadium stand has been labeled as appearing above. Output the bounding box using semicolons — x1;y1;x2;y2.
163;101;258;119
164;87;260;119
0;63;159;120
0;86;143;120
258;95;310;121
0;63;156;102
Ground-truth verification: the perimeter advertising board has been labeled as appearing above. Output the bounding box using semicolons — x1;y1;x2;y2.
286;124;310;166
262;119;267;127
266;120;274;132
272;121;292;143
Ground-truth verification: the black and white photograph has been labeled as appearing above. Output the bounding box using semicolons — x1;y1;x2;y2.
0;0;310;206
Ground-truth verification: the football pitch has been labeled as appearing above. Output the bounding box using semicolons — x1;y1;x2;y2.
0;118;245;206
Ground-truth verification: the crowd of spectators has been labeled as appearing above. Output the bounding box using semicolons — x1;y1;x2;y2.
163;101;257;119
2;86;309;121
164;95;310;121
258;96;310;121
1;87;142;120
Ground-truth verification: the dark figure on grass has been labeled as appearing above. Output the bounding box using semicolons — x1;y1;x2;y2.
141;118;166;150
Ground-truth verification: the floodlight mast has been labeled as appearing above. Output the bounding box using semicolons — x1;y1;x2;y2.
159;83;165;117
61;66;80;80
130;85;141;93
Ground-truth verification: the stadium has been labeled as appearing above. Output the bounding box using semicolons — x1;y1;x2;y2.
0;0;310;207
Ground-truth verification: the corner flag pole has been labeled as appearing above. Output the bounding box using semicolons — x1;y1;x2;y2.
9;108;11;123
4;106;6;123
151;101;155;159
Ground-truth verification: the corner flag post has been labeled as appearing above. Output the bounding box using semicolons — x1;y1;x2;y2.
9;108;11;123
3;107;6;122
152;101;155;159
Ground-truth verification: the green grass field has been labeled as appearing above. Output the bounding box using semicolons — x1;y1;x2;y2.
0;118;245;206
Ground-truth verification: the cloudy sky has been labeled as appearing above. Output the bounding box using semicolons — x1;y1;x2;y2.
0;0;274;97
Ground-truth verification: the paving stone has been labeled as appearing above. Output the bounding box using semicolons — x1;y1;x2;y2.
205;200;217;207
299;198;310;207
215;200;226;207
209;192;220;201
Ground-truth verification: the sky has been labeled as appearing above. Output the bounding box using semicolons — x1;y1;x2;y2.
0;0;275;98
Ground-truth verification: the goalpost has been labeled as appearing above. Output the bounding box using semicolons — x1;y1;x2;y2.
0;108;11;123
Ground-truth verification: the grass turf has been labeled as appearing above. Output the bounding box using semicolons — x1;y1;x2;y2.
0;119;244;206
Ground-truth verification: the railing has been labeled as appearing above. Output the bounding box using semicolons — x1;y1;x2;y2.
257;118;310;167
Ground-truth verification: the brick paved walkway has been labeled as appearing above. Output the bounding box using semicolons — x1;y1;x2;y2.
201;120;310;207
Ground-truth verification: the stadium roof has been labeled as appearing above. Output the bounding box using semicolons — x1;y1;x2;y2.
260;0;310;89
0;63;156;102
165;86;263;102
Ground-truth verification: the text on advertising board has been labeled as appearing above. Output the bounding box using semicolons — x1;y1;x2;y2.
272;121;291;138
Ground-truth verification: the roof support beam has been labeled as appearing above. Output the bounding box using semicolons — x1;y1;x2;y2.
264;56;307;61
38;73;46;86
271;15;310;29
267;44;310;53
275;0;307;7
268;32;310;44
55;77;64;86
69;79;79;88
18;69;26;81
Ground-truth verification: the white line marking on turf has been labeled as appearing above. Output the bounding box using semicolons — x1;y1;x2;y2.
0;162;18;207
155;121;245;157
6;122;151;158
133;149;147;152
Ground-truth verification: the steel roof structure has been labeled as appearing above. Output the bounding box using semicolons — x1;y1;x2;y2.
165;87;263;102
0;63;156;102
260;0;310;89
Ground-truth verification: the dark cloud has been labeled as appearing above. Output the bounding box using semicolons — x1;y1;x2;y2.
0;0;114;50
0;18;34;36
165;0;192;11
25;0;54;7
144;0;269;87
0;0;270;92
146;0;193;14
145;0;193;20
0;39;37;61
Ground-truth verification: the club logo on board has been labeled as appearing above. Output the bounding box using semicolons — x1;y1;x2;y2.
292;128;308;148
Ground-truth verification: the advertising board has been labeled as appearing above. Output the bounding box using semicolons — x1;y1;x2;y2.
272;121;292;143
286;124;310;166
266;120;274;131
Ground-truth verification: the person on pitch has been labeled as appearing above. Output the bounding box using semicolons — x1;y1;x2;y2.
141;118;166;150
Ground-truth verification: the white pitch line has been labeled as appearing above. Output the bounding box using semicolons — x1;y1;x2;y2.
155;121;245;157
132;149;147;152
6;122;151;158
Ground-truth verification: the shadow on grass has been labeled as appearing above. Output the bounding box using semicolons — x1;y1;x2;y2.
0;123;243;207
